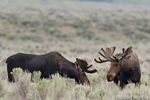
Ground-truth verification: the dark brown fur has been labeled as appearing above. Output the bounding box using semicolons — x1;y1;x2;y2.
95;46;141;89
108;51;141;89
6;52;97;85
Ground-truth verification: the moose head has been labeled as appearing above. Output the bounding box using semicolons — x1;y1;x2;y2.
75;58;97;85
94;46;132;82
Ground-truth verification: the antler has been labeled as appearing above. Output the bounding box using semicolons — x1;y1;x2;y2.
95;46;133;63
120;46;132;60
80;64;97;73
76;58;97;73
94;46;116;63
85;64;97;73
94;57;111;63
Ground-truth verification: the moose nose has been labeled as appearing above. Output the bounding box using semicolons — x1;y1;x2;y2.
107;75;114;82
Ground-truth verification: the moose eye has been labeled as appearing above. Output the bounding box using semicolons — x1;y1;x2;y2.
115;64;118;67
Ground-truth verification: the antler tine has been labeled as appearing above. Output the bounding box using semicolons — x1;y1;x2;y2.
109;56;117;61
101;47;116;60
111;46;116;55
101;48;106;55
86;64;97;73
98;52;109;60
112;55;119;61
87;64;92;68
125;46;132;54
94;57;110;63
122;48;125;54
98;57;109;62
120;46;132;60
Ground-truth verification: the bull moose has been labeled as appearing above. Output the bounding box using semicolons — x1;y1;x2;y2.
94;46;141;89
6;52;97;85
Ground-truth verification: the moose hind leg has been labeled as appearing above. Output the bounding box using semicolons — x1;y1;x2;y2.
7;67;14;82
135;81;141;87
40;71;52;79
31;73;34;82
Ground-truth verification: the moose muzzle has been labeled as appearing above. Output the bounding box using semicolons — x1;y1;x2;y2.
107;73;116;82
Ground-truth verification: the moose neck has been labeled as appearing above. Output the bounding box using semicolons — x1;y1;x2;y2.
57;55;75;67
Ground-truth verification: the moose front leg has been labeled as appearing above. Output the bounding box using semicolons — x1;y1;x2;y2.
113;76;119;86
120;81;127;89
119;73;128;89
113;73;120;86
75;77;80;84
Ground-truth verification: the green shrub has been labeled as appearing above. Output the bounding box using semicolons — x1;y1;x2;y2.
32;71;41;83
75;85;91;98
88;89;106;100
0;80;4;97
75;84;106;100
37;79;51;100
37;79;51;92
125;85;148;99
6;13;19;25
12;68;24;81
123;28;135;37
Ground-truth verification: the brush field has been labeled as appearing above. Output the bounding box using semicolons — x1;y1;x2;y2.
0;2;150;100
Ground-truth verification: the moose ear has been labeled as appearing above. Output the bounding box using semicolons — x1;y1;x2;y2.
76;58;80;62
76;58;88;64
75;61;79;68
125;56;131;60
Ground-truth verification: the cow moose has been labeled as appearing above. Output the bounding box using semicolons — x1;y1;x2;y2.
6;52;97;85
94;46;141;89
